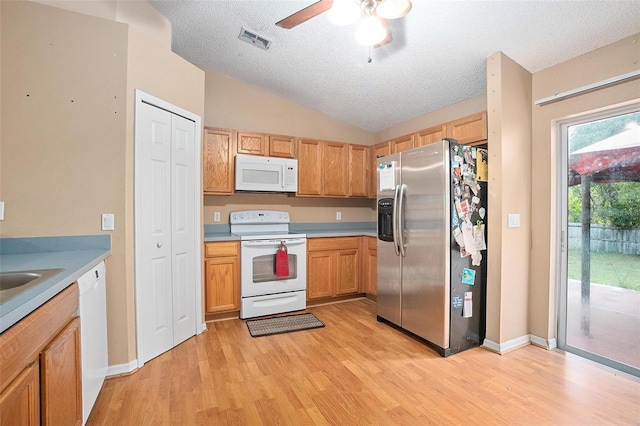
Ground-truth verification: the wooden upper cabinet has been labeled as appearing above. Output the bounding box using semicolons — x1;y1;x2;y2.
236;132;296;158
237;131;267;156
445;111;487;145
415;125;445;147
372;141;391;159
390;134;414;154
349;144;368;198
268;134;295;158
297;138;323;196
323;142;348;197
203;127;235;195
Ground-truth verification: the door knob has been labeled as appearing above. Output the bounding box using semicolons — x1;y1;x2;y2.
157;242;163;248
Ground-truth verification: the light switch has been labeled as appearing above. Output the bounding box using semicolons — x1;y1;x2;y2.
0;201;4;221
507;213;520;228
102;213;115;231
214;212;221;222
336;211;342;221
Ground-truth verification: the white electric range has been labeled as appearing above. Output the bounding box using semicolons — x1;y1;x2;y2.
230;210;307;319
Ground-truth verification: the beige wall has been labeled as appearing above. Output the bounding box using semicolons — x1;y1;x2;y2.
375;94;487;143
31;0;171;48
485;52;532;345
204;68;375;146
1;3;127;240
205;194;375;225
0;1;205;367
530;33;640;342
1;0;130;360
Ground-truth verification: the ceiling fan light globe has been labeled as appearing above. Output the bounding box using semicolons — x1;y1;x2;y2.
355;15;387;46
327;0;361;26
376;0;412;19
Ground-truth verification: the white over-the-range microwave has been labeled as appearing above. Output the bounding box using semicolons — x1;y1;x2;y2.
235;154;298;193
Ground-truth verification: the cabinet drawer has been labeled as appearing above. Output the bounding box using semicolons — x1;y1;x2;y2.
205;241;239;258
308;237;360;252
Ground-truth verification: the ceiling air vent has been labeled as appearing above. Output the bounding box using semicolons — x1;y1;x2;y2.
238;27;272;50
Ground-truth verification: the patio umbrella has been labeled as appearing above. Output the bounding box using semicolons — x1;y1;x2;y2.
569;126;640;186
568;126;640;334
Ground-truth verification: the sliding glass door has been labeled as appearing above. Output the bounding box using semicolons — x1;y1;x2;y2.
558;104;640;377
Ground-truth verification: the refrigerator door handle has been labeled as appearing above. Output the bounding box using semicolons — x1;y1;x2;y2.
398;183;407;257
392;184;400;256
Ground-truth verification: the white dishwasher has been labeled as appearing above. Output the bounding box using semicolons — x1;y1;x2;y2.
78;261;108;425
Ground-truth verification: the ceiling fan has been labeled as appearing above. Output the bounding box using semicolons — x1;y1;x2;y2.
276;0;412;47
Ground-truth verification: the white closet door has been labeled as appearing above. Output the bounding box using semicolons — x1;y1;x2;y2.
136;101;197;364
137;102;174;363
170;114;197;346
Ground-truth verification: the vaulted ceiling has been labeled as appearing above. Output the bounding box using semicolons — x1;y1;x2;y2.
149;0;640;132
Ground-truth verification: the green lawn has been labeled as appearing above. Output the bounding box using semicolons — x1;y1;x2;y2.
568;249;640;291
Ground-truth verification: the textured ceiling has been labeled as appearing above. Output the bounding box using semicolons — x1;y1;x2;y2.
149;0;640;132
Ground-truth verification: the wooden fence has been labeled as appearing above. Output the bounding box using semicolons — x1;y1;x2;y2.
568;223;639;255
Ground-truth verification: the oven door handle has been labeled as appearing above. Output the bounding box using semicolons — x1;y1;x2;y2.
241;239;307;247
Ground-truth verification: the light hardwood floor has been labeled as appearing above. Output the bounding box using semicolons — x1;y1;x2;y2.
89;299;640;425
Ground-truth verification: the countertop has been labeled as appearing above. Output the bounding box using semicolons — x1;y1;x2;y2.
204;222;377;242
0;235;111;333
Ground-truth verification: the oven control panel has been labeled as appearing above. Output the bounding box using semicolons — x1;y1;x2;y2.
230;210;290;225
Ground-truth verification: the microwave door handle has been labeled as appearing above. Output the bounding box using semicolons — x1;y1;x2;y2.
281;165;285;189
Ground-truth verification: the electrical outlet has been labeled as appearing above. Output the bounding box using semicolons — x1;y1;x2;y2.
102;213;115;231
336;211;342;221
507;213;520;228
214;211;221;222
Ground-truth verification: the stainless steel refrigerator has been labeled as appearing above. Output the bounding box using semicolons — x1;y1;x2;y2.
376;139;487;357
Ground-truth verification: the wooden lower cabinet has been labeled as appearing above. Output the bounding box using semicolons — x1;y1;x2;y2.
204;241;240;314
307;237;360;301
0;362;40;425
0;284;82;426
363;236;377;296
41;317;82;426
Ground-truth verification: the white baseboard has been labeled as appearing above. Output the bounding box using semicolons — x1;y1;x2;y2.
530;334;557;349
107;325;205;377
483;334;557;354
483;334;531;354
107;359;138;377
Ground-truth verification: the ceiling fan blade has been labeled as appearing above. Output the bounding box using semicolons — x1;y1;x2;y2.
276;0;334;29
374;19;393;48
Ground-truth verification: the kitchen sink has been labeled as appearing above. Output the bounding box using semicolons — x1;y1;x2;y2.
0;268;63;299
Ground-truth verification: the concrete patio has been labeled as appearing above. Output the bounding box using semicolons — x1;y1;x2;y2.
567;279;640;369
